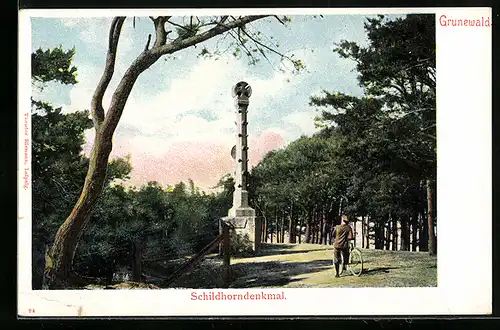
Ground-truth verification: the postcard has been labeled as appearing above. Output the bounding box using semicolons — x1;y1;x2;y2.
18;7;492;317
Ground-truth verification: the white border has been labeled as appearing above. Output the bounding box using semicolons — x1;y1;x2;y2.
18;7;492;317
21;8;448;17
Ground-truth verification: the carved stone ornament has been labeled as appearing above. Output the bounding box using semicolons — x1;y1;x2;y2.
232;81;252;98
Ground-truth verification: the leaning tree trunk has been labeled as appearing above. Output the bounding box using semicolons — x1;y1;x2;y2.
44;128;115;289
44;20;158;288
427;179;437;255
43;15;268;289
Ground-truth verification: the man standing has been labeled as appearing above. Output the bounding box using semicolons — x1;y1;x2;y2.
333;215;354;277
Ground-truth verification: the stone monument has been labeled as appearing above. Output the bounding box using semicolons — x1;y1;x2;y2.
222;81;261;253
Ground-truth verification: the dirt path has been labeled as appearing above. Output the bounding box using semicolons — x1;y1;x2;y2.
227;243;437;288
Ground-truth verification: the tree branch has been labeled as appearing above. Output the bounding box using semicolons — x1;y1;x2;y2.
238;24;297;67
219;16;229;25
152;16;171;48
386;83;403;98
234;27;274;67
90;17;126;129
274;15;285;25
101;15;269;139
228;28;252;57
166;19;190;31
152;15;268;57
144;34;152;51
391;108;433;121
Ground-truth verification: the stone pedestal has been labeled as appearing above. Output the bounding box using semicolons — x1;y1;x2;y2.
222;215;261;253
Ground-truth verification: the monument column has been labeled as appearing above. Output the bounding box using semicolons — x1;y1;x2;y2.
223;81;261;253
229;81;254;217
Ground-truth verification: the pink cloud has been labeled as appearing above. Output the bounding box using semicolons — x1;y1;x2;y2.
128;141;233;190
248;131;286;168
82;130;286;191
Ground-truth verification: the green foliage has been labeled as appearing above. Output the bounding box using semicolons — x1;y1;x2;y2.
175;22;201;39
73;178;232;281
313;14;436;180
229;231;254;257
32;46;78;85
31;98;134;288
192;15;307;74
311;14;435;227
106;155;133;183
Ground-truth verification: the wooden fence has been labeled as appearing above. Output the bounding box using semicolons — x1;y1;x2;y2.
129;221;233;288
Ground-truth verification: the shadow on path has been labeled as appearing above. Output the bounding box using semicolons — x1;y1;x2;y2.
254;243;332;257
362;266;400;275
230;258;333;288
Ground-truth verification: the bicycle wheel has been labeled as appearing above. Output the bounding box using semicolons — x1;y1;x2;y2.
349;248;363;277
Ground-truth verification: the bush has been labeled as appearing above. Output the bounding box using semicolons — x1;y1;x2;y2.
229;231;255;257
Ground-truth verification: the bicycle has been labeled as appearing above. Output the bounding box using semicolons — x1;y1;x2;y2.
333;241;364;277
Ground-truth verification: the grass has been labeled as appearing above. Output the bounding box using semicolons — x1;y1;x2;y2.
170;243;437;289
84;243;437;289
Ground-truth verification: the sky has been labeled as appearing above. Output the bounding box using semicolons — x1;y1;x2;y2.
30;14;401;192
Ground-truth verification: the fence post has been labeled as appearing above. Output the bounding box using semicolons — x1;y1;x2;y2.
132;240;142;282
222;222;231;287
